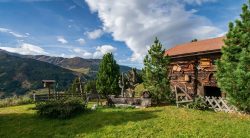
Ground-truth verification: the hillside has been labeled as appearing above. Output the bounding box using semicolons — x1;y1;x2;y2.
25;55;133;76
25;55;100;70
0;50;77;97
0;50;135;97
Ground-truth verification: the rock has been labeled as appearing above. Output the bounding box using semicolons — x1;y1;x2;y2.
91;104;97;110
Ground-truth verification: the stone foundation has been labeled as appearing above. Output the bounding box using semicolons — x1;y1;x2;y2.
110;97;151;107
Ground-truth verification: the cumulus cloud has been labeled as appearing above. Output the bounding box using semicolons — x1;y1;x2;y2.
85;29;104;39
71;45;116;59
76;38;85;45
57;36;68;44
85;0;223;62
0;43;48;55
93;45;117;58
0;27;27;38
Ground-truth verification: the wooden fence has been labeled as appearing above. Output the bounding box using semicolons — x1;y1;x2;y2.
171;83;193;107
204;96;238;113
31;93;102;102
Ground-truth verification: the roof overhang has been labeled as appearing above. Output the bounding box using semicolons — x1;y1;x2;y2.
167;49;221;59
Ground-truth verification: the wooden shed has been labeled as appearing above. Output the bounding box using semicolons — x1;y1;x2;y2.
165;37;225;100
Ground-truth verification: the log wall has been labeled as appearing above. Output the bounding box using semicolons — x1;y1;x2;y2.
169;52;221;98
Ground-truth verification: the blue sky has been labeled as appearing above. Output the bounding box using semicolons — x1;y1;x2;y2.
0;0;246;68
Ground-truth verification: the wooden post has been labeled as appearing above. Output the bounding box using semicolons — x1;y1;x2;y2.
48;84;51;99
79;77;84;99
175;85;179;108
119;73;125;97
221;92;226;98
193;57;198;98
42;80;56;100
33;92;36;101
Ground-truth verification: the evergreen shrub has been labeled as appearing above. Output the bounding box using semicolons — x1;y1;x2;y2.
36;97;86;119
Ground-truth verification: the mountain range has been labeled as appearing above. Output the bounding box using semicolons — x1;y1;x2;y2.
0;49;133;97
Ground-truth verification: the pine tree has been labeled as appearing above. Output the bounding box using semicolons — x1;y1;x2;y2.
142;37;171;104
216;1;250;112
84;80;97;94
96;53;120;105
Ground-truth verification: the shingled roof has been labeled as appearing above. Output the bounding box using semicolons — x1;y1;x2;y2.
165;37;225;57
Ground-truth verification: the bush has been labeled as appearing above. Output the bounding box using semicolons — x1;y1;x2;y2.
187;97;210;111
134;83;145;97
0;96;33;108
36;97;86;119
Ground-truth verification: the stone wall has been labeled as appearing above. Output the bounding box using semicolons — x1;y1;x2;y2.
110;97;151;107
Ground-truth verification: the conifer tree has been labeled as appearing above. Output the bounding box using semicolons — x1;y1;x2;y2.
142;38;171;104
84;80;97;94
96;53;120;105
216;1;250;112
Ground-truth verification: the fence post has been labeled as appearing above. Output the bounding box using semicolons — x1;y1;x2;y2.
33;92;36;102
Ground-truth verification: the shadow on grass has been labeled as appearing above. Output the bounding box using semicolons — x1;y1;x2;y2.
0;108;160;138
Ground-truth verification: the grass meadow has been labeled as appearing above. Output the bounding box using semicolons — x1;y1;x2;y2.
0;104;249;138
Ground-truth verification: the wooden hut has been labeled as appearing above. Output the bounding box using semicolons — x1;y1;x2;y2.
165;37;225;101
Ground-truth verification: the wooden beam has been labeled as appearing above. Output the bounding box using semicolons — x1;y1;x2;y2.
169;50;221;59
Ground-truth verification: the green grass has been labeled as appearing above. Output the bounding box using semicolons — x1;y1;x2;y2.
67;67;90;74
0;104;249;138
0;96;33;108
28;88;49;95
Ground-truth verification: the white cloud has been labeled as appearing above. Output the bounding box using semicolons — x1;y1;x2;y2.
85;29;104;39
9;31;25;38
60;53;66;57
0;27;27;38
0;28;9;32
93;45;117;58
72;48;93;58
216;31;227;37
85;0;223;62
68;5;76;11
182;0;217;5
70;45;116;59
76;38;85;45
57;36;68;44
0;43;48;55
96;45;117;54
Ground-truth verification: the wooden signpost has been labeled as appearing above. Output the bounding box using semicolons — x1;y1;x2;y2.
42;80;56;99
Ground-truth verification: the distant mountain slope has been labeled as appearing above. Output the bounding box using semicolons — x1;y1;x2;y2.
0;51;77;97
25;55;134;75
25;55;100;69
0;50;136;97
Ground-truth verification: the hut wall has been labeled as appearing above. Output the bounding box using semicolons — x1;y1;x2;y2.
169;53;221;97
